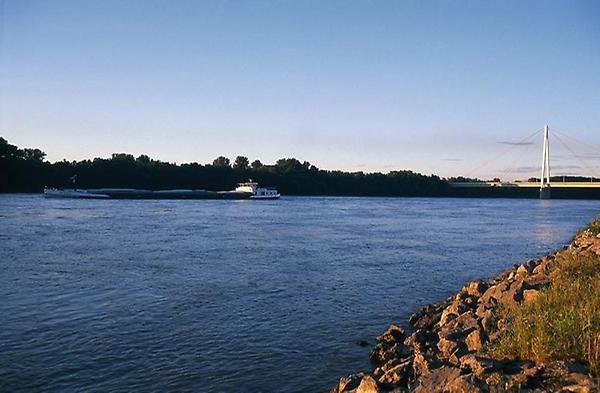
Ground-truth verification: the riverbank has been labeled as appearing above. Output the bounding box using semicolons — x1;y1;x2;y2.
332;219;600;393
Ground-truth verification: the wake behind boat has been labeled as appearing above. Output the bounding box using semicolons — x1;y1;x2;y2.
44;182;280;200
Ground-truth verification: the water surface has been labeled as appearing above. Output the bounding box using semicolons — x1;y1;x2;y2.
0;195;598;392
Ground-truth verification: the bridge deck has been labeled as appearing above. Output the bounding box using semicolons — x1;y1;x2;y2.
450;182;600;188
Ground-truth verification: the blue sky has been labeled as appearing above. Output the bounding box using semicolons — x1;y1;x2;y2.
1;0;599;179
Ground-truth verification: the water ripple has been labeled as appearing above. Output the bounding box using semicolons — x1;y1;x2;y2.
0;195;598;392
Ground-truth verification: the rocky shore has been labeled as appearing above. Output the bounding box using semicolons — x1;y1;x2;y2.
332;225;600;393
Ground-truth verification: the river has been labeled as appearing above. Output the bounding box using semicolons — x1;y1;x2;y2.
0;195;598;392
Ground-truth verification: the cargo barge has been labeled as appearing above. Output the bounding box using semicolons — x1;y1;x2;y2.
44;182;280;200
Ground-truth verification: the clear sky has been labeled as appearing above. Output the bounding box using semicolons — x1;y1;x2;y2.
1;0;599;180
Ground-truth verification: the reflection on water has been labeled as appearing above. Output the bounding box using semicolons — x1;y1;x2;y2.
0;195;598;393
534;200;561;243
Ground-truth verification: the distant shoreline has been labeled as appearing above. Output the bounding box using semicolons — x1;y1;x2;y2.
3;189;600;200
3;137;600;199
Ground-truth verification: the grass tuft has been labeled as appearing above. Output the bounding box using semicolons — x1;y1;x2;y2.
484;251;600;376
587;219;600;237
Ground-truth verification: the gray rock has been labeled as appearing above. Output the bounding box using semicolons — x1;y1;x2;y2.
412;366;462;393
445;373;486;393
459;354;500;376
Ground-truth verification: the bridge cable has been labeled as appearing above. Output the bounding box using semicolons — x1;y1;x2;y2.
500;136;537;181
551;131;600;179
463;128;543;179
550;127;600;153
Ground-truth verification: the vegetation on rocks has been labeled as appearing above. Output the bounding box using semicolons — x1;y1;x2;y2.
486;229;600;377
332;219;600;393
586;220;600;237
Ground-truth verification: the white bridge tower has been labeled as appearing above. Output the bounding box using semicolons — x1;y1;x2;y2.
540;124;551;199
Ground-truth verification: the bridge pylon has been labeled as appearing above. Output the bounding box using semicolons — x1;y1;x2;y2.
540;124;551;199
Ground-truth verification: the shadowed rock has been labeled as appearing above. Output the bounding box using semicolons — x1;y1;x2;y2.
369;324;412;367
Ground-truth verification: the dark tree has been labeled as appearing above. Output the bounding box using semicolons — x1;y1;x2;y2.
0;136;452;196
112;153;135;162
0;137;23;159
251;159;263;169
233;156;249;170
136;154;151;165
212;156;231;168
23;148;46;162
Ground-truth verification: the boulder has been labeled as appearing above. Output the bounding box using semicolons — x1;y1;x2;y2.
523;289;540;304
517;259;538;277
459;354;500;376
561;383;596;393
377;323;406;343
498;279;526;306
438;299;471;327
409;303;446;329
506;367;544;390
462;295;478;309
448;349;468;366
332;372;365;393
437;336;462;359
526;279;551;293
439;311;479;340
516;264;529;277
462;280;488;297
478;310;497;335
480;281;510;307
533;256;555;275
476;296;497;318
381;358;403;372
541;361;597;392
444;373;485;393
465;328;485;351
369;343;411;367
412;351;442;377
494;266;518;282
377;358;412;388
404;329;437;352
356;375;379;393
483;372;503;386
369;324;412;366
412;366;462;393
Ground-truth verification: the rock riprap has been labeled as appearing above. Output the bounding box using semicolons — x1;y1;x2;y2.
331;229;600;393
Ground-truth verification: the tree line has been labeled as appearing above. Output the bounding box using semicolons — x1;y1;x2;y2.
0;136;450;196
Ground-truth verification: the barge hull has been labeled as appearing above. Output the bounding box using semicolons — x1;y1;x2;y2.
44;189;252;200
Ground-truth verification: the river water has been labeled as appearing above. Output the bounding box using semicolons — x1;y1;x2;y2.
0;195;598;392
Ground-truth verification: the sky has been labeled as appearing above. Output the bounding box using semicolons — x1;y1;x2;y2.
1;0;600;180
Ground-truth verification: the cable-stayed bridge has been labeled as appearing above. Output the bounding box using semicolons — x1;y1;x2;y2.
449;125;600;199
